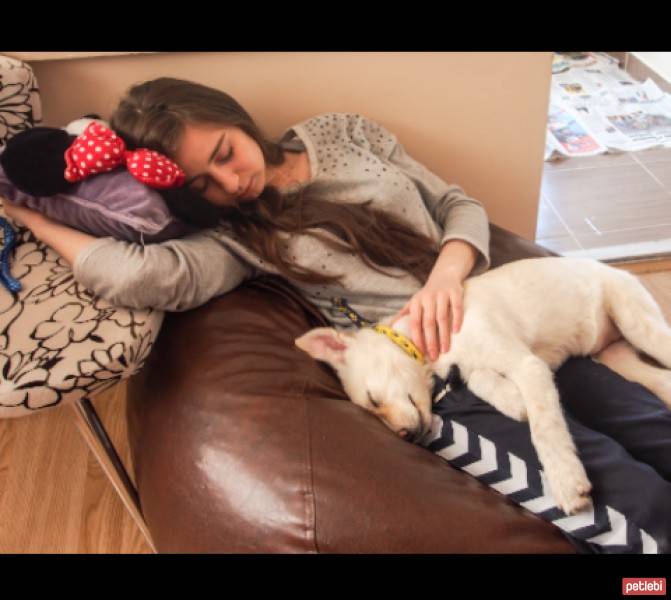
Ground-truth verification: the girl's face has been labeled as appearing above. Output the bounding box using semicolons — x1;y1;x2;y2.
174;122;268;206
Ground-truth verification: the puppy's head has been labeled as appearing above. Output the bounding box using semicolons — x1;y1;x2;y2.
295;327;434;443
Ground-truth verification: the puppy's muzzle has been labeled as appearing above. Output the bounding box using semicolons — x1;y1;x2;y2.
395;392;430;443
398;428;422;443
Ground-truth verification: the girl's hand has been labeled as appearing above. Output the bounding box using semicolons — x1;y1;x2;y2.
391;239;479;362
392;270;464;362
2;198;98;266
2;199;50;232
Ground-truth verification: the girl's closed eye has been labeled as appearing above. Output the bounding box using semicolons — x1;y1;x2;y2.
189;147;232;193
215;147;233;164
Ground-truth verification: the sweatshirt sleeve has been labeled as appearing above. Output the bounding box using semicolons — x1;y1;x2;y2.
347;114;491;275
73;229;253;311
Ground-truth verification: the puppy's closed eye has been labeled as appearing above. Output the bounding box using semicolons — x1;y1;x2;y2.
367;391;381;408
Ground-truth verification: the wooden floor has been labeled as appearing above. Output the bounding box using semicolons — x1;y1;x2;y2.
0;382;152;553
0;268;670;553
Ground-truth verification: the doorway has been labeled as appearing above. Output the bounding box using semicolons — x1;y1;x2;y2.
536;52;671;262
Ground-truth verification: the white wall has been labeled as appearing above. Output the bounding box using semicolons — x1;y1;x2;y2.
27;52;553;239
631;52;671;82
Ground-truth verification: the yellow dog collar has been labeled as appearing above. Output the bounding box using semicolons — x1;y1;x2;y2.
372;324;426;364
331;297;425;365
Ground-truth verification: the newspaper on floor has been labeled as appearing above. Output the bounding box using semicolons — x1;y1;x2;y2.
545;102;608;159
545;52;671;160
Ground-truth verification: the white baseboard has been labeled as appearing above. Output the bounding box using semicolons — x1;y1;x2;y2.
561;238;671;262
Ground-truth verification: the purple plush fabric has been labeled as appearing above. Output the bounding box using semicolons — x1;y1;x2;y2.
0;165;195;243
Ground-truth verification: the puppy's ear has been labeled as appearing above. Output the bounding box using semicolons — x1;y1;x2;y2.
295;327;352;366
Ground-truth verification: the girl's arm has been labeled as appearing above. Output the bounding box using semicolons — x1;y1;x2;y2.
343;115;489;360
2;200;253;311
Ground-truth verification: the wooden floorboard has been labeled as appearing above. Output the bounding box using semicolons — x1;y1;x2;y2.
0;382;151;553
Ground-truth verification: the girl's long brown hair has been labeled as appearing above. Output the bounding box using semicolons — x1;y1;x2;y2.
111;77;439;285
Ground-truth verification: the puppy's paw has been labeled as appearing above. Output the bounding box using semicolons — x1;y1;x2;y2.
546;460;593;516
497;401;528;422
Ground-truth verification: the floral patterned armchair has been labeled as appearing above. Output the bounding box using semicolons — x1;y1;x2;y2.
0;55;161;548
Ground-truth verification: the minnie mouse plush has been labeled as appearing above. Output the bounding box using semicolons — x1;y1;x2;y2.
1;115;223;226
0;116;223;293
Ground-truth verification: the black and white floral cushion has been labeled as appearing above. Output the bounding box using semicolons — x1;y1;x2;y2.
0;55;163;417
0;55;42;150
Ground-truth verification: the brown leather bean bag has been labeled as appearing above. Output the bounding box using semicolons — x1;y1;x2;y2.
126;224;576;553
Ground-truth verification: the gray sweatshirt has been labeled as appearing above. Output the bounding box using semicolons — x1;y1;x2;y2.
73;113;490;328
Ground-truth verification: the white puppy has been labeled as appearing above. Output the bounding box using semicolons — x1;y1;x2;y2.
295;257;671;515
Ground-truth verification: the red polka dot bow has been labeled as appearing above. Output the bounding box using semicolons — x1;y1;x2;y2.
64;122;186;189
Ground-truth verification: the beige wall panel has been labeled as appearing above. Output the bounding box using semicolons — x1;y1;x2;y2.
29;52;552;238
